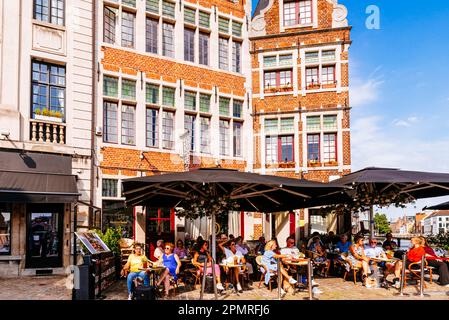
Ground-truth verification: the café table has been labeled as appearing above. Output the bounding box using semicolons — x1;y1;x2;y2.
139;265;166;286
219;263;245;290
285;259;313;300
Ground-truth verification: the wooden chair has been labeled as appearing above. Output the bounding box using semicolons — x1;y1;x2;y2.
339;254;361;285
306;250;330;277
404;260;434;288
255;255;276;291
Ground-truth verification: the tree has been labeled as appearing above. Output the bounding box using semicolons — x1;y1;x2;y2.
374;213;391;235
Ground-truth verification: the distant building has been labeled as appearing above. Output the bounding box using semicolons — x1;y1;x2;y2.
423;211;449;235
390;216;415;234
414;212;430;234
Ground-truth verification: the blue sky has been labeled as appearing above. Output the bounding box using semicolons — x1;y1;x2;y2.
252;0;449;220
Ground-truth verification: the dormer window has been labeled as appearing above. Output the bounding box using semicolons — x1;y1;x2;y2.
283;0;313;27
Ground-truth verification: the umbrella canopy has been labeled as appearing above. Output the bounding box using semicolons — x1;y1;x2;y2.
122;168;346;212
423;200;449;211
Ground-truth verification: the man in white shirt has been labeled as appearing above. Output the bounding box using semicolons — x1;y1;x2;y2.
218;239;246;292
364;239;387;259
280;237;304;260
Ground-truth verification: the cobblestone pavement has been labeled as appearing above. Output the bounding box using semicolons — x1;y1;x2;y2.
0;275;71;300
102;274;449;301
1;274;448;300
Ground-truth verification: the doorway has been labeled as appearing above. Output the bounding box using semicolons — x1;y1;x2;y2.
26;204;64;268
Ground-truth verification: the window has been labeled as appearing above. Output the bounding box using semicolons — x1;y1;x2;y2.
184;28;195;62
323;115;337;130
104;7;117;44
121;105;135;145
162;111;175;149
0;205;11;255
162;0;175;18
279;54;293;66
265;118;278;134
233;100;243;118
34;0;64;25
279;70;292;86
264;56;277;67
162;87;175;107
265;136;294;163
306;116;320;131
264;72;277;88
233;122;242;157
162;23;174;58
283;0;312;26
32;61;66;120
218;17;229;34
281;118;294;132
219;37;229;70
121;11;135;48
121;79;136;100
323;133;337;163
219;120;230;156
102;179;118;197
232;21;242;37
264;70;292;88
146;18;158;54
184;91;196;111
184;114;196;152
200;117;210;153
199;11;210;28
322;50;336;61
219;97;230;116
199;33;209;65
184;7;196;24
232;41;242;73
280;136;294;162
146;0;159;14
103;76;118;97
146;83;159;104
265;136;277;164
146;108;158;147
199;94;210;113
321;66;335;85
306;67;319;86
305;51;319;63
307;134;320;162
123;0;136;8
103;101;118;143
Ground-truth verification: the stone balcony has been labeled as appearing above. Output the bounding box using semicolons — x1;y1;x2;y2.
30;119;66;144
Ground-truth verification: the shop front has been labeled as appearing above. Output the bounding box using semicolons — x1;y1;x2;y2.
0;150;79;276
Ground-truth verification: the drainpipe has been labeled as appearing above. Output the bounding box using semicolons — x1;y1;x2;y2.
89;0;98;226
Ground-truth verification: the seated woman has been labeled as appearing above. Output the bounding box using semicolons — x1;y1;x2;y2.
308;236;331;277
192;240;224;291
174;239;189;259
155;242;181;296
261;240;297;296
393;237;449;288
346;235;370;285
218;239;247;292
121;243;151;300
154;239;165;261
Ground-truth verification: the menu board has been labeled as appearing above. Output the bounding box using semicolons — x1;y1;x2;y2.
75;231;111;254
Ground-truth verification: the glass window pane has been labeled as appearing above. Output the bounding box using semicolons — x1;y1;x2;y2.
103;76;118;97
232;41;241;73
146;83;159;104
162;23;175;58
121;11;135;48
219;120;230;156
264;56;277;67
146;0;159;13
218;17;229;34
121;105;135;145
265;136;278;163
121;79;136;100
281;135;294;162
200;117;210;154
306;116;320;131
219;37;229;70
323;115;337;130
280;118;294;132
265;118;278;134
162;0;175;18
184;7;196;24
279;54;293;66
162;87;175;107
305;51;319;63
102;179;118;197
233;100;242;118
146;108;159;147
162;111;174;149
184;28;195;62
184;91;196;111
322;50;336;61
232;21;242;37
307;134;320;162
299;0;312;24
103;101;118;143
199;33;209;66
219;97;230;116
233;122;242;157
199;94;210;113
184;114;196;151
199;11;210;28
323;133;336;162
0;206;11;255
146;18;158;54
104;7;117;44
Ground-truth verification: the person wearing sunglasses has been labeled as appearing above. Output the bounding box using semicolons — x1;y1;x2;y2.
218;239;246;292
192;240;225;291
155;242;181;296
121;243;151;300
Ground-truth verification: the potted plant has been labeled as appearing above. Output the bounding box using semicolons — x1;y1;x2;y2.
34;108;63;123
91;227;124;279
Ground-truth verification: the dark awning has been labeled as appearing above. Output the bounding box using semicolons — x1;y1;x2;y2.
423;200;449;211
0;150;79;203
0;170;79;203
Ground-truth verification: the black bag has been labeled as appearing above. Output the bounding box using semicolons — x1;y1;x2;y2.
134;286;156;300
204;275;215;294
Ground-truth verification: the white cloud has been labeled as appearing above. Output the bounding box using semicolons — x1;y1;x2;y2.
352;116;449;220
350;78;384;108
392;116;419;127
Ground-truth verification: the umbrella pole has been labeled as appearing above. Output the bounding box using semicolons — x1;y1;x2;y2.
369;205;374;240
211;212;218;299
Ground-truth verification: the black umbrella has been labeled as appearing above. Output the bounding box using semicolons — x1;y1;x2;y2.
122;167;346;299
423;200;449;211
307;167;449;237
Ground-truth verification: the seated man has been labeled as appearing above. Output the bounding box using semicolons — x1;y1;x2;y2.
382;233;398;251
121;243;151;300
280;236;305;261
218;239;246;292
364;239;395;278
336;234;352;254
235;236;254;275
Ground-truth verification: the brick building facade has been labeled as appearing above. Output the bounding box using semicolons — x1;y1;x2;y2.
94;0;352;252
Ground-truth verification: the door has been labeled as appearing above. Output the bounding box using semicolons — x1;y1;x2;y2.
26;204;64;268
145;207;174;261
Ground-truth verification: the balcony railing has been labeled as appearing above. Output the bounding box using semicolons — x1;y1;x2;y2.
30;119;66;144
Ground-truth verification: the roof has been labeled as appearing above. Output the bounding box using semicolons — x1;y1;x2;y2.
252;0;270;18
